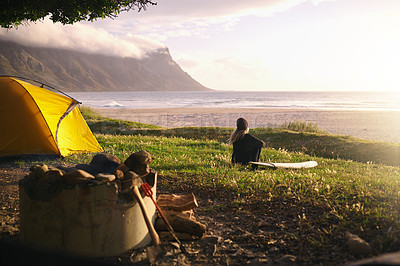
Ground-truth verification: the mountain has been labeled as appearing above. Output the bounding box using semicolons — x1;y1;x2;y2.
0;40;211;92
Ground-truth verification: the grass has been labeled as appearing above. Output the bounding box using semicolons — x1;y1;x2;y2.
279;120;326;133
28;106;400;255
79;105;104;120
67;133;400;246
79;105;161;134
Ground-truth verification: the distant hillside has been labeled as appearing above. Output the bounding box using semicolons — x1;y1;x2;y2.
0;40;211;92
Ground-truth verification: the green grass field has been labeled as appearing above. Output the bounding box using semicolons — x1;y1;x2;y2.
57;107;399;255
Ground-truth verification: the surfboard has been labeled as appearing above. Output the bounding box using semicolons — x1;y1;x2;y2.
249;161;318;169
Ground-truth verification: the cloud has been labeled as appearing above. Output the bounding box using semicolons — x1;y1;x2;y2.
174;51;278;91
94;0;335;39
137;0;311;18
0;18;165;58
0;0;333;57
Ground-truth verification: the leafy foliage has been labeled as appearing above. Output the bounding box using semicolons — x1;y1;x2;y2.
1;0;157;28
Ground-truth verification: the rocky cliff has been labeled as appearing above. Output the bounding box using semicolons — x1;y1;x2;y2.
0;40;211;92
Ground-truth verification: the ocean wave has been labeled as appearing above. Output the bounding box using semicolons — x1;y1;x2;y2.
105;101;124;107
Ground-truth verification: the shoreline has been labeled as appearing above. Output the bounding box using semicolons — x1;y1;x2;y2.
93;107;400;143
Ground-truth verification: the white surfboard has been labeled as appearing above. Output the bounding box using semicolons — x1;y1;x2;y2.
250;161;318;169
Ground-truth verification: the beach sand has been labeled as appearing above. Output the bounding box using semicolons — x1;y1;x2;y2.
94;107;400;143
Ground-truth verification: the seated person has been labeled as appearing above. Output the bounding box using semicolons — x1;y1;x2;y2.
230;117;265;169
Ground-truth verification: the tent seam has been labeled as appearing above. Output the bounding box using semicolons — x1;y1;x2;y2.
55;101;78;146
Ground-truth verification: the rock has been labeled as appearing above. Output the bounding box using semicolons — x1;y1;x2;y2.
66;169;94;179
346;231;372;256
115;163;129;174
125;171;140;180
95;173;116;182
89;153;121;174
120;171;142;192
55;165;78;173
63;170;95;184
41;167;64;183
74;163;94;175
74;154;121;176
114;169;125;180
30;164;48;179
124;151;154;175
48;166;64;172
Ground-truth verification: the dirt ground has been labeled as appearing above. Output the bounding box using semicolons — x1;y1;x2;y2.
0;159;372;265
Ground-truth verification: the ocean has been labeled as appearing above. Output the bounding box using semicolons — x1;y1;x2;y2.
68;91;400;111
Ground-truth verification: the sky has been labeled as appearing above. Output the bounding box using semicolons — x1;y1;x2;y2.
1;0;400;91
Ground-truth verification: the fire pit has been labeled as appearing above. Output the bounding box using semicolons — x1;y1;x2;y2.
19;152;157;257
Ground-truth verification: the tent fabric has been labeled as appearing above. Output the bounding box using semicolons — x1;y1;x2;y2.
0;76;103;157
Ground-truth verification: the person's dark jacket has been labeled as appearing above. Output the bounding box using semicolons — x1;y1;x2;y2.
231;134;265;165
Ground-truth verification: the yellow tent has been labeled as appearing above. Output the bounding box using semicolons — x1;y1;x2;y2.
0;76;103;157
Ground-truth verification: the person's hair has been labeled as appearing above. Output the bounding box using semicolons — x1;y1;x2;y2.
236;117;248;130
229;128;249;143
230;118;249;143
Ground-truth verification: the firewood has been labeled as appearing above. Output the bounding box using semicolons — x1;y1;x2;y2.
157;193;198;211
155;210;206;237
